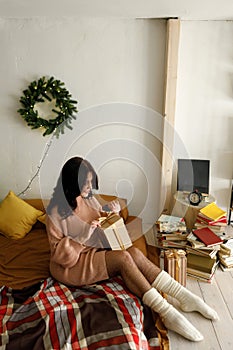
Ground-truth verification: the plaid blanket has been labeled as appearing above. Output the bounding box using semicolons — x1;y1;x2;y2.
0;277;161;350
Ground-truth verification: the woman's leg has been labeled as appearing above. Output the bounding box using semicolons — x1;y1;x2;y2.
105;249;203;342
152;270;219;320
105;249;151;298
126;247;218;321
126;246;161;284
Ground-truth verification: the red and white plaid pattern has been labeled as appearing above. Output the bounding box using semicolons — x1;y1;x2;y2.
0;277;160;350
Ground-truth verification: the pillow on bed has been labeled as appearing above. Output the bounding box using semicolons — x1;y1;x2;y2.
0;191;44;239
38;213;46;224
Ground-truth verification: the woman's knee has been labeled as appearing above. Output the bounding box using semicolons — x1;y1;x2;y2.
127;246;144;261
113;250;134;267
105;250;134;275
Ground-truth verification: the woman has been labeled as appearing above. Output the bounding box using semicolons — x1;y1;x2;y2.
46;156;219;342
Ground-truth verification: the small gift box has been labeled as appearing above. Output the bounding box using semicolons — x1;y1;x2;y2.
164;249;187;286
99;213;132;250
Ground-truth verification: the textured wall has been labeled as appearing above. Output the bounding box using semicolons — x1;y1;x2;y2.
0;18;166;226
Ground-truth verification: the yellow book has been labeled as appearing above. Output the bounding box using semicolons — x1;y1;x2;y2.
200;202;226;221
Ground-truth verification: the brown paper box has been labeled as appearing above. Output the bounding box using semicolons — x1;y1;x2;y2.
164;249;187;286
99;213;132;250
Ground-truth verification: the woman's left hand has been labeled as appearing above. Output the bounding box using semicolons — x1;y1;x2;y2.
107;200;121;214
90;220;101;231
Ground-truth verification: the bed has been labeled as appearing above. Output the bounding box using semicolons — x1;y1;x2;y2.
0;192;169;350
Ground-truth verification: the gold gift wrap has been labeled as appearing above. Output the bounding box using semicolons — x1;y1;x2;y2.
99;213;132;250
164;249;187;286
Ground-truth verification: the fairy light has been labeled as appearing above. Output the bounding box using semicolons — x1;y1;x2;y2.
16;76;78;197
17;133;55;197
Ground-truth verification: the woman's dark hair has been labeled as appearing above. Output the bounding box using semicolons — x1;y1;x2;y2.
47;157;98;217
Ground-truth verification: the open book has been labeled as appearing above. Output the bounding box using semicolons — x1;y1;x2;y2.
98;213;132;250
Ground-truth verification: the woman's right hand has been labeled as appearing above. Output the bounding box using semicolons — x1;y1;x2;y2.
89;219;101;235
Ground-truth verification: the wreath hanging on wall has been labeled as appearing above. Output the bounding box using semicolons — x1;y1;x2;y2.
18;76;78;136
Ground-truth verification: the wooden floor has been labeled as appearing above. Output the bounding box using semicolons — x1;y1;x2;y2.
168;268;233;349
168;225;233;349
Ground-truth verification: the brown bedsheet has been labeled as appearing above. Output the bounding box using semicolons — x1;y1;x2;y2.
0;228;50;289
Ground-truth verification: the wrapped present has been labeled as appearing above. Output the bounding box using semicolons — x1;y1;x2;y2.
99;213;132;250
164;249;187;286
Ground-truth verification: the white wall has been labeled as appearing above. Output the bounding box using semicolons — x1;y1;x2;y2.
0;18;166;227
1;16;232;223
173;20;233;211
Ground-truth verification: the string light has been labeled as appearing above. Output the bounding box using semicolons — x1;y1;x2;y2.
17;133;55;197
16;76;78;197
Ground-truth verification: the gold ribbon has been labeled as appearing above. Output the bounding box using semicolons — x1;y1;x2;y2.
166;249;186;281
112;223;125;250
99;215;126;250
98;212;116;225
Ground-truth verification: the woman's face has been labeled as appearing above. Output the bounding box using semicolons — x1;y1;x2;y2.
81;171;93;198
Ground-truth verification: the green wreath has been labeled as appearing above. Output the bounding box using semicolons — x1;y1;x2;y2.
18;76;78;136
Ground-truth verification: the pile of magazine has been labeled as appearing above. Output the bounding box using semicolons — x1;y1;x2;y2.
218;238;233;271
155;214;188;249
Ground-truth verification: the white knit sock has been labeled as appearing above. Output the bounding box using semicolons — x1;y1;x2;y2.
152;270;219;321
142;288;203;342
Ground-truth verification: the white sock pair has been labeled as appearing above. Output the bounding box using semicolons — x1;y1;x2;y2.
142;288;203;342
152;270;219;321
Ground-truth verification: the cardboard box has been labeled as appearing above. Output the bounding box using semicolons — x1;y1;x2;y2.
99;213;132;250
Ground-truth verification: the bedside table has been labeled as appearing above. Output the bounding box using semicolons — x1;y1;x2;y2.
172;191;215;230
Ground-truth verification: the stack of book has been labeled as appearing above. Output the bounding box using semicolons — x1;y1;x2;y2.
184;202;228;282
186;249;219;283
218;238;233;271
155;214;188;249
195;202;227;235
186;227;223;283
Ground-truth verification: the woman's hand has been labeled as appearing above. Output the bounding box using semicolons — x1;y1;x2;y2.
107;200;121;214
90;220;101;229
84;220;100;242
89;220;101;235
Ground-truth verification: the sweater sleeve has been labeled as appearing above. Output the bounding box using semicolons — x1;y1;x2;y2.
46;215;84;268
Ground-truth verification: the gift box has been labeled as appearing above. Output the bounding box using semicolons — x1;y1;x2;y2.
164;249;187;286
99;213;132;250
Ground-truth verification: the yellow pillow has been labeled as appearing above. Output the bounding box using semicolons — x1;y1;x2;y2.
0;191;44;239
38;213;46;225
